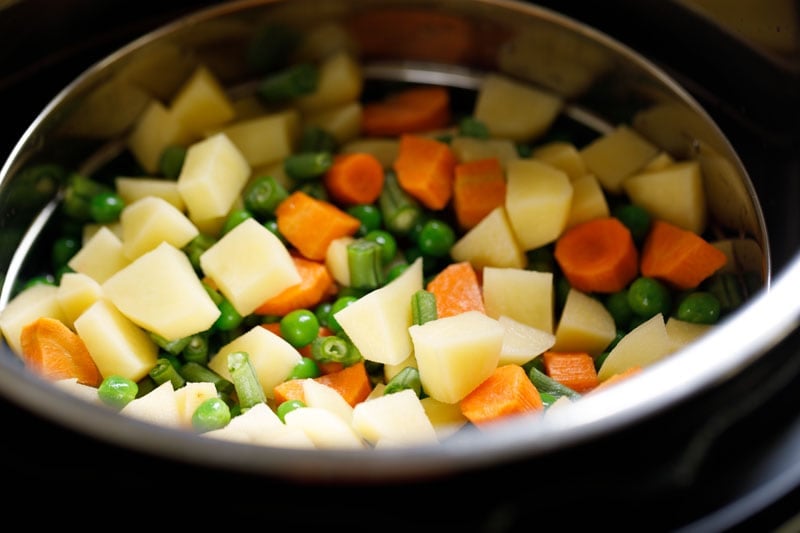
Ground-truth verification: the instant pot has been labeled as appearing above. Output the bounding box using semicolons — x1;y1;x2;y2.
1;0;799;529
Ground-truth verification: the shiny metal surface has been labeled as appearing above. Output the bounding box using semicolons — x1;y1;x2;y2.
0;0;790;481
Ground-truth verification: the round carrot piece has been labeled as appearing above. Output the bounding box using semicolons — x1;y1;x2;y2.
323;152;385;205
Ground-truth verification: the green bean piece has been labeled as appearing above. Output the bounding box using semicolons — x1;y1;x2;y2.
149;331;191;356
287;357;321;380
182;333;210;364
298;126;338;153
383;366;422;397
379;171;422;236
704;273;745;314
228;351;266;410
676;291;721;324
62;173;110;221
347;239;384;290
294;181;328;201
178;361;234;397
97;375;139;410
310;335;362;366
540;392;557;407
222;208;253;235
149;357;185;389
257;63;318;103
136;376;157;398
528;366;581;401
215;298;244;332
184;233;217;273
458;116;490;139
284;151;333;181
159;144;187;179
192;397;231;433
276;399;306;423
411;289;437;325
243;175;288;218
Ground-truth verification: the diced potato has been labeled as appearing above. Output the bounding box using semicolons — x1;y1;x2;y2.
303;101;362;145
200;218;301;316
169;64;235;137
420;397;469;441
231;94;268;120
302;379;354;424
505;159;573;250
120;381;180;428
83;222;123;244
283;406;367;449
56;272;104;327
208;325;302;399
497;315;556;366
580;125;660;194
73;299;159;381
177;132;251;223
665;317;712;352
563;174;610;230
533;141;587;180
450;206;526;269
409;310;503;404
334;258;423;366
450;137;519;169
54;378;103;405
119;196;199;260
642;151;675;172
102;242;220;341
325;236;355;286
340;138;399;168
597;313;673;381
552;288;616;357
217;109;300;168
174;381;218;428
712;237;764;275
482;267;554;334
623;160;707;234
294;51;363;113
68;226;132;284
115;177;185;211
474;73;563;142
127;100;191;174
205;403;314;448
0;284;67;357
351;388;438;447
294;21;358;62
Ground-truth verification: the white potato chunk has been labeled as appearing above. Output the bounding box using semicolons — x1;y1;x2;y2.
217;109;300;168
340;138;399;168
103;242;220;341
303;379;354;424
303;101;362;145
552;289;617;357
420;397;469;441
665;317;712;353
68;226;132;284
0;284;67;357
352;389;438;447
324;236;354;286
120;381;180;428
450;206;526;269
533;141;588;180
56;272;104;327
54;378;103;405
200;218;301;316
334;258;422;366
284;407;367;449
598;313;673;381
120;196;199;260
498;315;556;366
409;310;503;404
115;177;185;212
127;100;191;174
294;51;363;113
580;125;660;194
564;174;610;230
169;64;235;137
482;267;554;334
450;137;519;169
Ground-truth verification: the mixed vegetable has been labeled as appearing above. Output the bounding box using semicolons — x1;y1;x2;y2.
0;27;763;449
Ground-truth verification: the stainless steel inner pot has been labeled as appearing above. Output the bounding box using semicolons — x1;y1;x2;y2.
0;0;795;482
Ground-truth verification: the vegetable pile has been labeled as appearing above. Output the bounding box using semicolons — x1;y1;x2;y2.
0;30;763;449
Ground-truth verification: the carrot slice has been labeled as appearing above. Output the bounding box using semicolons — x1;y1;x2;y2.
393;134;457;210
640;219;728;290
275;191;361;260
361;86;451;136
273;360;372;407
255;256;336;316
590;366;642;393
542;351;599;394
323;152;385;206
460;364;543;426
426;261;485;318
452;157;507;230
19;317;102;386
273;378;306;406
553;216;639;293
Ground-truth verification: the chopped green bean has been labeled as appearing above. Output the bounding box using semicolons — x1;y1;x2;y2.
257;63;318;103
379;171;422;236
228;351;266;410
149;332;191;355
347;239;384;290
528;366;581;401
159;144;187;179
182;333;210;364
299;126;338;153
243;175;288;218
178;361;234;397
284;151;333;181
310;335;362;366
383;366;422;397
149;357;185;389
411;289;437;325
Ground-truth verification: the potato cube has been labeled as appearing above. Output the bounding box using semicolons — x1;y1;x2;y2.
420;397;469;441
217;109;300;168
83;222;122;244
177;132;251;223
352;388;438;446
303;379;354;424
73;299;159;381
56;272;104;327
505;158;573;250
294;51;363;113
665;317;712;353
450;137;519;169
325;236;354;286
533;141;588;180
102;242;220;341
284;407;367;449
200;218;301;316
333;258;423;366
580;125;660;194
563;174;610;230
498;315;556;366
712;237;764;275
552;288;617;357
115;177;185;211
68;226;132;284
483;267;554;333
207;325;302;399
598;313;673;381
0;284;67;357
303;101;362;145
169;64;235;136
120;381;180;427
127;100;191;174
410;310;503;404
450;206;526;269
120;196;199;260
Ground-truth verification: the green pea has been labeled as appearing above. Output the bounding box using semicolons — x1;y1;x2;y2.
159;145;187;179
384;262;409;284
191;397;231;433
215;298;243;331
98;375;139;410
627;277;671;319
263;219;287;245
21;275;56;291
287;356;321;379
276;399;306;423
89;192;125;223
347;204;383;237
222;208;253;235
676;291;721;324
313;301;333;329
458;116;490;139
280;309;320;348
605;290;633;329
52;236;80;271
328;295;358;334
243;175;288;218
364;229;398;265
417;219;455;258
612;203;651;244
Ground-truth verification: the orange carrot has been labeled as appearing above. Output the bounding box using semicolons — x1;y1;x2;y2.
542;351;599;394
426;261;485;318
590;366;642;393
452;157;507;230
19;317;102;387
640;219;728;290
275;191;361;260
361;86;451;137
459;364;543;426
323;152;385;206
393;134;457;210
553;216;639;293
273;360;372;407
254;256;336;316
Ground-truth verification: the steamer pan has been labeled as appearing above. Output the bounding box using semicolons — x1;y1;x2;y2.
0;0;793;487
